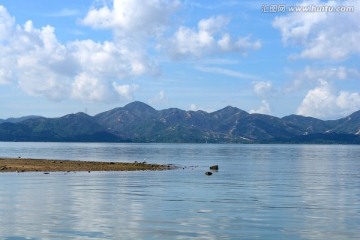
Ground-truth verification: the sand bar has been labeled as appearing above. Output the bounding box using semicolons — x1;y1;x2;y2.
0;158;174;172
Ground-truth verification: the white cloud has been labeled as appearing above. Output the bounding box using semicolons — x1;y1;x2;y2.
68;39;154;79
250;100;272;115
253;81;274;97
71;73;111;101
0;5;158;102
286;66;360;92
190;104;198;111
272;0;360;60
0;18;72;98
196;66;263;81
301;66;353;81
149;90;168;105
336;91;360;110
0;7;17;84
17;62;71;101
0;6;14;40
189;103;210;112
167;15;261;58
113;83;139;100
198;14;230;33
47;8;80;17
297;80;360;119
0;2;262;104
82;0;179;39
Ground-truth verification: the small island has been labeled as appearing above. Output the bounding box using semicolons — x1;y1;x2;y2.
0;158;174;172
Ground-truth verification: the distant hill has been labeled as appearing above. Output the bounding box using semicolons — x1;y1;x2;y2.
0;113;119;142
1;101;359;143
0;115;41;124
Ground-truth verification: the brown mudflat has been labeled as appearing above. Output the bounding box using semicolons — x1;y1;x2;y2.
0;158;174;172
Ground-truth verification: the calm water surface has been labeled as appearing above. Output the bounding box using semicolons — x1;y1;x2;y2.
0;143;359;239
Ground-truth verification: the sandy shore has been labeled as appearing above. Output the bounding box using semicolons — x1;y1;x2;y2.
0;158;174;172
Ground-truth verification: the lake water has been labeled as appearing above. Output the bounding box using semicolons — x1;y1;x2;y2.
0;143;359;239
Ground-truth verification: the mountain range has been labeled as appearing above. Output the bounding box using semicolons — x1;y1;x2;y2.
1;101;360;143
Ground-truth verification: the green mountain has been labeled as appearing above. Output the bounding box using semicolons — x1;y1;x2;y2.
1;101;360;143
0;112;119;142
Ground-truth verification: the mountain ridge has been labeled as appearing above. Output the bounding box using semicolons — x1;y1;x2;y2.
1;101;359;143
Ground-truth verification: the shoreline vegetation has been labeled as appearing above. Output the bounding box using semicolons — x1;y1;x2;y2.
0;158;175;173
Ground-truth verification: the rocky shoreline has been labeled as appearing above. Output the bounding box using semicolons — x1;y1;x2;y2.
0;158;175;173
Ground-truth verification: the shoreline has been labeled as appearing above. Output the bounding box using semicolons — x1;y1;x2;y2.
0;158;175;172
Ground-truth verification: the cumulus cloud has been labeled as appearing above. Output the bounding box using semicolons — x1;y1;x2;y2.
286;66;360;92
0;5;156;102
297;80;360;119
0;1;262;103
250;100;272;115
0;17;72;99
113;83;139;100
253;81;274;97
82;0;179;39
0;6;14;42
167;15;261;58
71;73;111;101
272;0;360;60
285;65;360;119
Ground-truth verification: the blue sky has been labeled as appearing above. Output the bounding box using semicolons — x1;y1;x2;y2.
0;0;359;120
